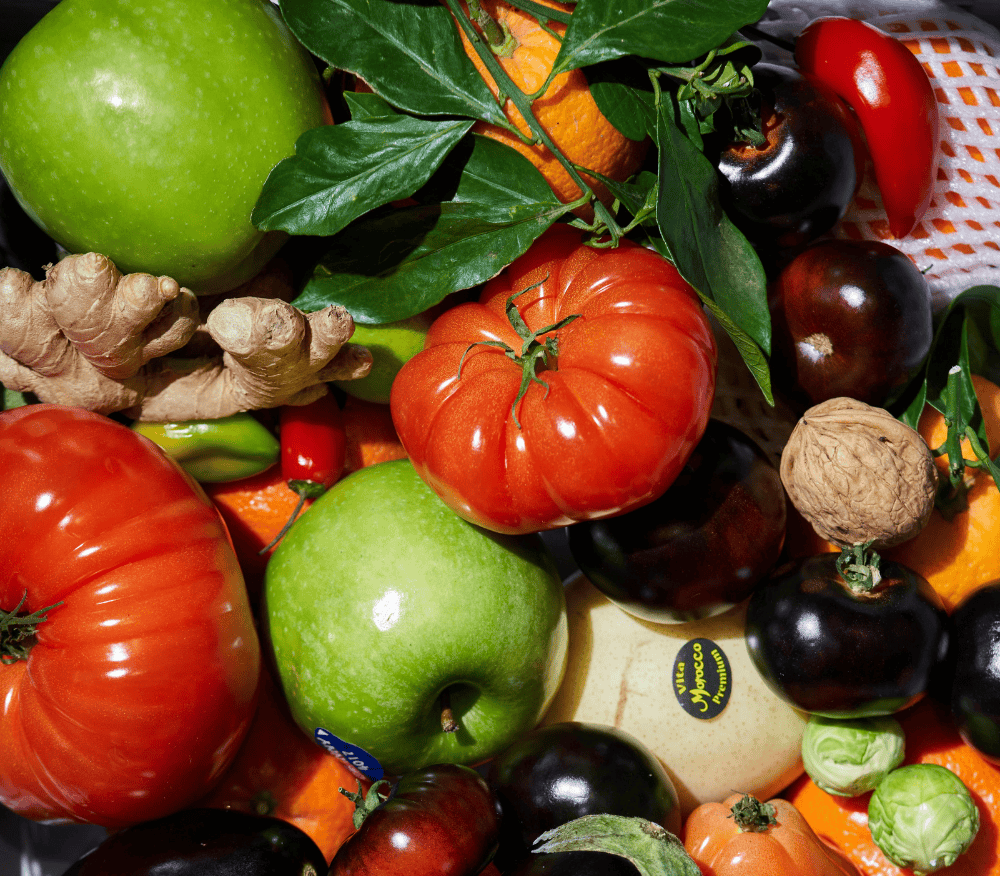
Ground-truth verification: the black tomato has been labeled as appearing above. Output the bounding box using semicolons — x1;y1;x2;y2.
486;722;681;873
567;419;786;623
328;763;501;876
716;63;863;250
744;553;949;719
60;808;327;876
768;238;934;409
946;582;1000;764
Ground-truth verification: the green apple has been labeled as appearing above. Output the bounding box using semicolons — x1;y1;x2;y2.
334;310;437;404
0;0;329;293
263;458;569;778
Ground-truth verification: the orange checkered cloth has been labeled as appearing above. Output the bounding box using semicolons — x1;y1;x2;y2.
752;1;1000;310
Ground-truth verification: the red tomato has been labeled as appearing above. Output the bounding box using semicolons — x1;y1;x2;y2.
390;224;717;534
0;404;261;828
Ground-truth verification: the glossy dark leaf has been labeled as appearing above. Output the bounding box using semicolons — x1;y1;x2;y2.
279;0;507;125
291;137;568;324
252;116;473;236
587;60;657;142
654;99;770;356
555;0;770;72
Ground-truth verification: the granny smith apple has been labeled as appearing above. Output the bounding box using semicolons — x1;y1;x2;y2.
263;458;569;778
0;0;329;293
334;310;437;404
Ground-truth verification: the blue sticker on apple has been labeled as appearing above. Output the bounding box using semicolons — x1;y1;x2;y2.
314;728;384;780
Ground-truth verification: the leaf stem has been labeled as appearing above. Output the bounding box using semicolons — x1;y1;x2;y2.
1;592;62;665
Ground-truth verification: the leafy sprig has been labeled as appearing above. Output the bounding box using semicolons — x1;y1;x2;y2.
258;0;773;398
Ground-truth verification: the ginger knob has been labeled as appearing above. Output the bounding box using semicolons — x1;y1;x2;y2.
780;397;938;549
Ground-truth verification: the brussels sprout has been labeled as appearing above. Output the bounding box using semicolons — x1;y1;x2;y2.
801;714;905;796
868;764;979;874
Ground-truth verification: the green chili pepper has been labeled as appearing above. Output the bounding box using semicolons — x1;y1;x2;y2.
132;413;279;483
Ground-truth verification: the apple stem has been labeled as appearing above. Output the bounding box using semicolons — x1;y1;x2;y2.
440;688;459;733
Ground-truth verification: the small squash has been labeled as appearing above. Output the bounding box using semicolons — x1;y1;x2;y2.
683;792;860;876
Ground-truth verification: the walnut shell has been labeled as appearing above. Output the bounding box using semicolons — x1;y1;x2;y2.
780;397;938;549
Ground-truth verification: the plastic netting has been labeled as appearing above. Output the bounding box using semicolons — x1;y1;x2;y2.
712;0;1000;459
754;0;1000;309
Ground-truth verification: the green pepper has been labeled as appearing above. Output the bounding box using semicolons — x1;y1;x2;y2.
132;413;279;483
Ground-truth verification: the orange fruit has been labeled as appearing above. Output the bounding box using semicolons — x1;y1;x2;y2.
883;374;1000;611
342;395;407;474
454;0;648;211
783;375;1000;613
784;697;1000;876
200;668;365;864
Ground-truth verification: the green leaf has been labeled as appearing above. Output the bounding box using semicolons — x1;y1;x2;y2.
587;60;657;142
654;96;770;355
279;0;507;125
533;814;702;876
291;136;568;324
252;116;473;237
293;203;558;324
554;0;770;72
343;91;401;121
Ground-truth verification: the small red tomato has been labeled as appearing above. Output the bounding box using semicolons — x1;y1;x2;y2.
390;224;717;535
329;763;502;876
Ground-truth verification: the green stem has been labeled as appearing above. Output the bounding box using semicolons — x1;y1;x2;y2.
1;592;63;665
339;779;391;831
729;794;778;832
836;541;882;593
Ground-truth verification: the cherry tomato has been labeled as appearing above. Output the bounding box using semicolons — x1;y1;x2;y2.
60;808;326;876
487;722;682;872
567;419;786;623
390;224;717;535
0;404;261;827
716;63;863;251
744;553;948;719
768;239;933;409
328;763;502;876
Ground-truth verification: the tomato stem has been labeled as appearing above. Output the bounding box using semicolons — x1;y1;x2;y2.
0;591;63;665
457;283;580;429
729;793;778;832
339;779;391;830
836;541;882;593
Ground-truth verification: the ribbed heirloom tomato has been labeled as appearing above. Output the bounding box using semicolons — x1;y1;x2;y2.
390;224;718;535
0;404;261;828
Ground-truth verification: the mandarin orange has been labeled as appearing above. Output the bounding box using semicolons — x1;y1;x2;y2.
200;668;364;864
455;0;648;211
784;697;1000;876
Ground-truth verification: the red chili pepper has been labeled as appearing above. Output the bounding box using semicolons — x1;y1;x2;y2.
795;16;940;239
260;392;347;553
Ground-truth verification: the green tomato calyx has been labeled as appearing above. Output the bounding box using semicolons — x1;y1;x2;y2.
729;794;778;833
340;779;392;831
836;541;883;593
458;281;580;429
0;591;63;665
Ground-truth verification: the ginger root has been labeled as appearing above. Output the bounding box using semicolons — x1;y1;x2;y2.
0;253;372;421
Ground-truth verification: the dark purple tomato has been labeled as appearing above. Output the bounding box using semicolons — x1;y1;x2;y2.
768;238;933;409
567;419;786;623
507;851;638;876
329;763;502;876
60;808;326;876
716;63;863;250
947;582;1000;763
486;722;681;874
744;553;949;719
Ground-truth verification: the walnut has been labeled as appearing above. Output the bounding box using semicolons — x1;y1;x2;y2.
780;397;938;549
